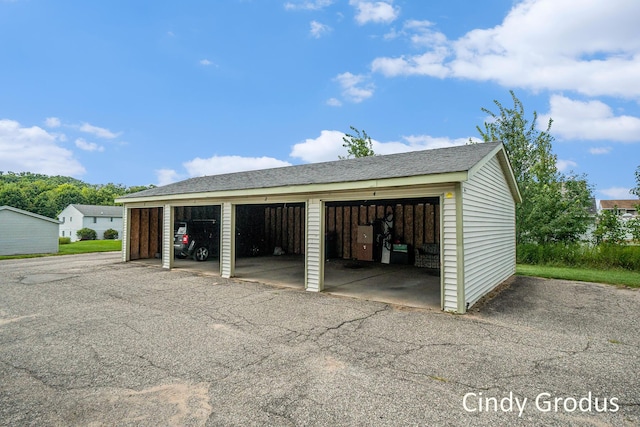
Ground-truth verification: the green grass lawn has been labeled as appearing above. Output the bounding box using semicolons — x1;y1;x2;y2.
0;240;121;260
517;264;640;288
58;239;122;255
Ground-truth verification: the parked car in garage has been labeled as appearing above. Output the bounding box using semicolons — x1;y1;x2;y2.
173;219;218;261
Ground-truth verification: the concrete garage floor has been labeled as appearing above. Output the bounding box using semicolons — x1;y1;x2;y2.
167;255;441;309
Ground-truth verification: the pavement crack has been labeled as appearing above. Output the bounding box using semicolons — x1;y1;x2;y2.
316;306;389;338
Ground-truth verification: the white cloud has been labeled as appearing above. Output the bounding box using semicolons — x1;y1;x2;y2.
183;155;292;177
372;48;450;78
370;0;640;98
290;130;346;162
556;159;577;172
75;138;104;152
45;117;61;128
589;147;612;155
0;119;85;176
599;186;633;199
540;95;640;142
155;168;182;186
199;59;213;66
284;0;333;11
290;129;472;163
310;20;332;38
79;122;121;139
394;134;473;152
350;1;399;25
326;97;342;107
334;72;374;103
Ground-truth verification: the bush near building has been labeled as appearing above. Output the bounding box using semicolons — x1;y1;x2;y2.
76;228;97;241
103;228;119;240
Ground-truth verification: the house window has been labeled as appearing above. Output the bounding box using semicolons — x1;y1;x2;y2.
110;217;113;222
62;231;65;237
70;217;72;222
93;217;97;223
61;216;65;223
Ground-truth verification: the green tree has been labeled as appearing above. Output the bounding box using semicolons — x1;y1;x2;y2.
627;216;640;243
593;208;626;245
50;183;85;214
340;126;375;159
0;183;29;210
0;172;153;218
475;91;594;244
631;165;640;198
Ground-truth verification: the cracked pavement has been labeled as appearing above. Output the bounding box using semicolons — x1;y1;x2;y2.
0;252;638;426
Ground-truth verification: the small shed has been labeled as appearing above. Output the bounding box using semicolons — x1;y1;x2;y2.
0;206;60;255
116;142;521;313
58;204;123;241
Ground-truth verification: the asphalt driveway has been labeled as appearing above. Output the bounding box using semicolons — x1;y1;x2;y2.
0;253;638;426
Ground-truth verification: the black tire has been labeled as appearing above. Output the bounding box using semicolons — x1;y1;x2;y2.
193;246;209;261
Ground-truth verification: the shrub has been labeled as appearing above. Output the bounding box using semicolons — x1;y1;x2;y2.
517;242;640;271
103;228;119;240
76;227;97;241
59;237;71;245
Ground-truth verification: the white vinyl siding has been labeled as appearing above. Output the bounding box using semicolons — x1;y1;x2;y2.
305;199;323;291
462;156;516;307
0;208;59;255
442;192;458;312
220;203;235;278
122;207;129;261
162;205;173;269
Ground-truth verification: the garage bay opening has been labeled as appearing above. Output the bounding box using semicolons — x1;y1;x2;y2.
323;198;441;308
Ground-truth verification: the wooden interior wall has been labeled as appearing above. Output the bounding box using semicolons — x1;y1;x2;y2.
263;205;305;255
174;205;219;221
129;207;162;260
325;200;439;260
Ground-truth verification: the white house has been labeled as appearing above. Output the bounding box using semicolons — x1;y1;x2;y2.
599;200;639;217
58;204;123;241
116;142;521;314
0;206;60;255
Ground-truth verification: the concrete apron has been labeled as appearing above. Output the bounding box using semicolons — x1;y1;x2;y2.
145;255;441;310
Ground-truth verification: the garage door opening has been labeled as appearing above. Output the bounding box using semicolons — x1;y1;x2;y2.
172;205;221;272
234;203;306;287
323;198;441;308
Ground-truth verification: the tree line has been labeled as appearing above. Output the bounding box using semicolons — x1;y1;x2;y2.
0;172;153;219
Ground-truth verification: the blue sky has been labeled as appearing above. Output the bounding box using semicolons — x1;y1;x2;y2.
1;0;639;201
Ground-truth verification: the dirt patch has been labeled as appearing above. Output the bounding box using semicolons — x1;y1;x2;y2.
84;382;212;426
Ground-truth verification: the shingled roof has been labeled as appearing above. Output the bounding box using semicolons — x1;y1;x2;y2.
121;142;504;200
71;204;123;217
599;200;639;210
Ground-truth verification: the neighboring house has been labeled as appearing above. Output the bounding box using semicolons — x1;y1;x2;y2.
599;200;639;217
58;204;123;241
116;142;521;314
598;199;640;242
0;206;60;255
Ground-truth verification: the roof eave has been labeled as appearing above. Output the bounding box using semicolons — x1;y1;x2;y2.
115;171;469;204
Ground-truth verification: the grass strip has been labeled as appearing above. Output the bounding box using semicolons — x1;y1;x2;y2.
0;240;121;260
517;264;640;288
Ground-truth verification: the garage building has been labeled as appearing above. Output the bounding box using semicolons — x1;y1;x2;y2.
116;142;521;313
0;206;60;256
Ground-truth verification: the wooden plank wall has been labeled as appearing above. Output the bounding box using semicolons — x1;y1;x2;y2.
263;205;305;255
174;205;219;221
325;201;439;260
129;207;162;260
